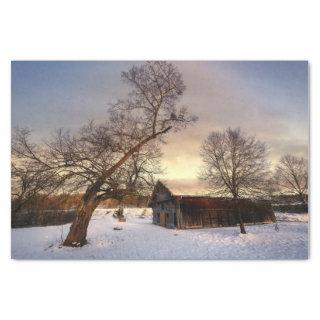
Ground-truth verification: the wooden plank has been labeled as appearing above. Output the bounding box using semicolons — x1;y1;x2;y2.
160;211;166;227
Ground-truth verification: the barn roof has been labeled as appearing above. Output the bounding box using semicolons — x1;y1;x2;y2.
157;179;210;196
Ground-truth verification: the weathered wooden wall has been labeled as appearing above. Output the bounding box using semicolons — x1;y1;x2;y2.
151;183;176;228
152;200;176;229
149;181;275;229
178;197;275;229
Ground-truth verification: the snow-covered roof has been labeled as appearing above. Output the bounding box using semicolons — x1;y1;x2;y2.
159;179;210;196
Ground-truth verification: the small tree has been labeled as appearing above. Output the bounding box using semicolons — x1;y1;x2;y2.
12;61;197;246
199;128;270;234
275;154;308;204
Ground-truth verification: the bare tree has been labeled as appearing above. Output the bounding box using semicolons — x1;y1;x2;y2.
11;139;66;219
12;61;197;246
96;142;163;203
199;128;270;234
263;176;280;201
275;154;308;204
12;162;51;215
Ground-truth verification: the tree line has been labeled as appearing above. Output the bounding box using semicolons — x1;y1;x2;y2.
11;61;308;243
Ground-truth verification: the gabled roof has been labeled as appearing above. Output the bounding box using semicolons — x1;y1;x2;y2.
159;179;210;196
149;180;211;206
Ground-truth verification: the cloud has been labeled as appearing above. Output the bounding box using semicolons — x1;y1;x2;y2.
12;61;308;182
159;61;308;180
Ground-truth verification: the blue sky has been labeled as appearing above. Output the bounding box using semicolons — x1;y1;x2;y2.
11;61;308;180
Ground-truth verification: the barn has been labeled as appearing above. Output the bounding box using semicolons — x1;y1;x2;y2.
149;180;276;229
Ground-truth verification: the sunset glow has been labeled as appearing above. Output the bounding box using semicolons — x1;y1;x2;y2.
12;61;308;184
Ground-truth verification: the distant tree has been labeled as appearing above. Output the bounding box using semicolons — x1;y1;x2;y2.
275;154;308;204
263;176;280;201
12;61;197;246
11;148;64;218
199;128;270;234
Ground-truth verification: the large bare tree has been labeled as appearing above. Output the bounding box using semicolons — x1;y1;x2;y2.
275;154;308;204
12;61;197;246
199;128;270;234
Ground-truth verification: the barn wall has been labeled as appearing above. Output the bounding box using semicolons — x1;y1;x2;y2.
175;198;182;229
150;182;177;229
163;200;176;228
151;200;176;228
152;203;161;225
150;181;275;230
179;198;275;229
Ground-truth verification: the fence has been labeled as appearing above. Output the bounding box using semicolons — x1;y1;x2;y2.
12;209;76;228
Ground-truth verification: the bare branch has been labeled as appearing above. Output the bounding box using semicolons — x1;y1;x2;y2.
199;128;270;199
275;154;308;203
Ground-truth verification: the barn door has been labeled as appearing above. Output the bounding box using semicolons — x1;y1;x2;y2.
160;211;166;227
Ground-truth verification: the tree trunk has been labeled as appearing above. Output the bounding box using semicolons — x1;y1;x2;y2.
63;195;99;247
237;211;247;234
299;192;306;204
234;197;247;234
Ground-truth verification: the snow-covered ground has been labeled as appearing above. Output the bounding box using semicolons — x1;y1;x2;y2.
11;208;308;260
275;211;308;222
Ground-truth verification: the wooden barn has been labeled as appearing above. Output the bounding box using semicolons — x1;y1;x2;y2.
149;180;276;229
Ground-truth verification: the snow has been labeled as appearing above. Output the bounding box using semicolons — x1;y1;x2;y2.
11;208;308;260
275;211;308;222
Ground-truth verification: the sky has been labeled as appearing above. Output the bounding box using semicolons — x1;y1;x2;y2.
11;61;309;184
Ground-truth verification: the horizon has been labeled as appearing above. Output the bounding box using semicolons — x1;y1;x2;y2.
11;61;309;186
